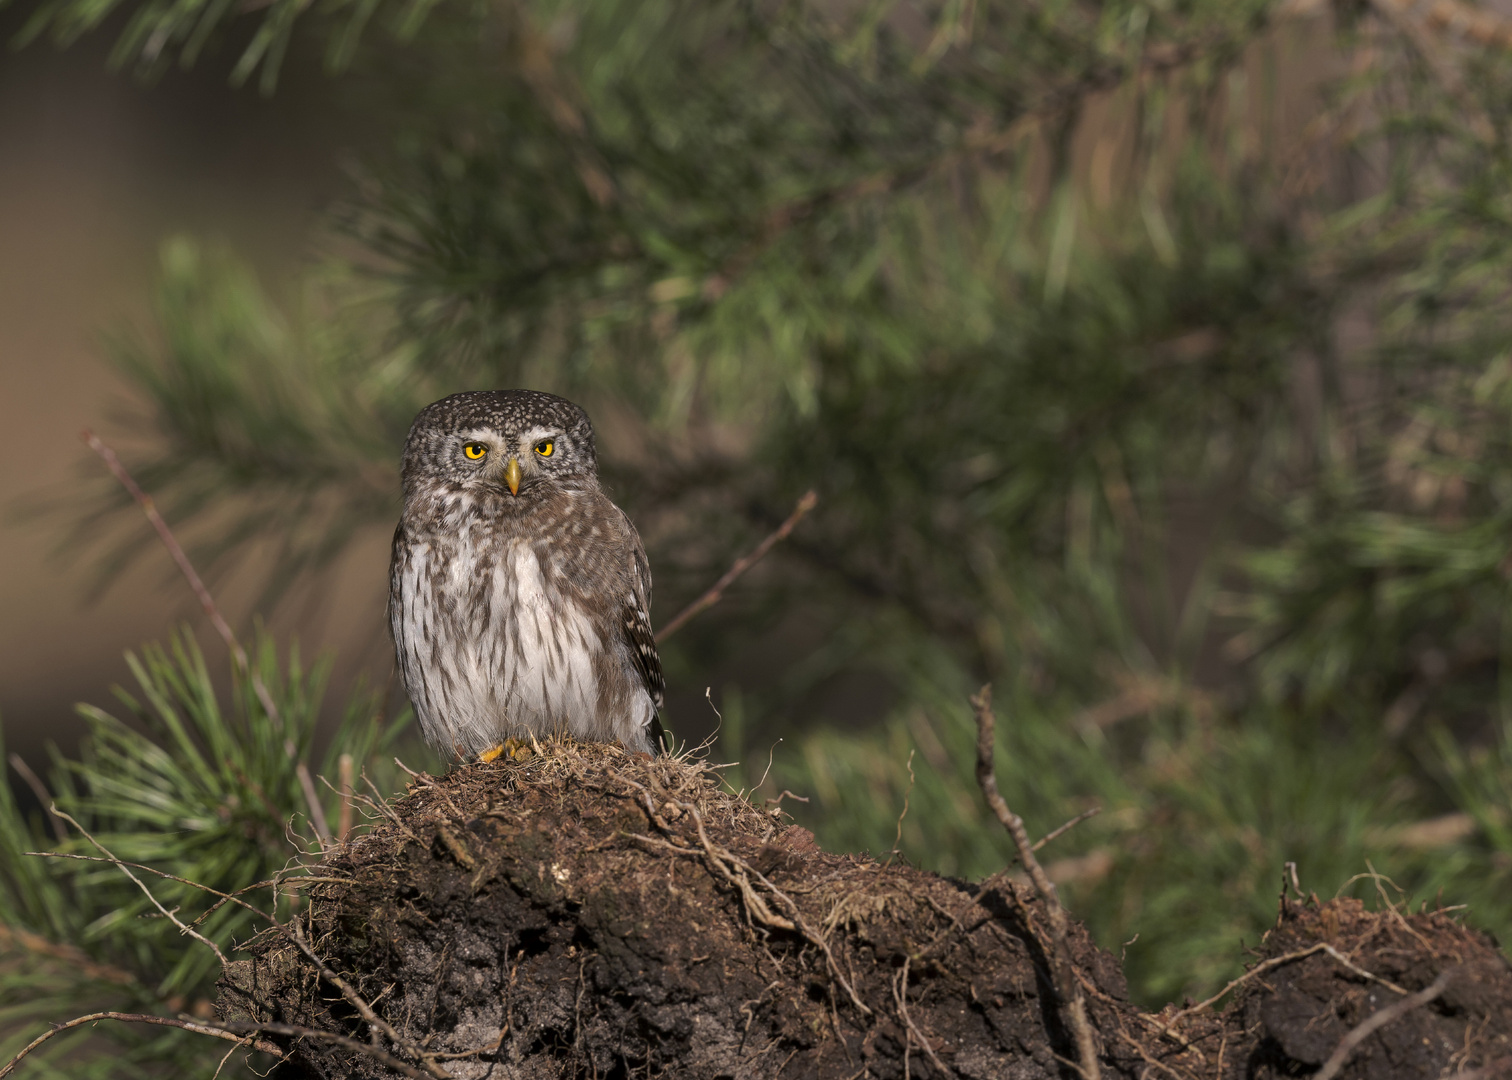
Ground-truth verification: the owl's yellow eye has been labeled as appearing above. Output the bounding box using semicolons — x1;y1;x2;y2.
463;442;488;460
534;440;554;458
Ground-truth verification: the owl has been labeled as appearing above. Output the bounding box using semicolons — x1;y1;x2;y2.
388;390;665;759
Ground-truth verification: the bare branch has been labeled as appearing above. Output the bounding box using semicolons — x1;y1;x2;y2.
81;429;331;844
971;684;1101;1080
6;754;66;844
211;1033;254;1080
656;490;817;641
28;851;275;914
361;770;422;841
82;430;244;662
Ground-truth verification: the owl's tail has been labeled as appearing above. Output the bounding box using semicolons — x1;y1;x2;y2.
647;713;669;756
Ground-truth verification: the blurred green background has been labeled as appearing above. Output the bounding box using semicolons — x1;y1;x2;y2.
6;0;1512;1073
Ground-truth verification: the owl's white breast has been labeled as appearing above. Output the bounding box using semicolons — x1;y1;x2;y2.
489;541;602;731
395;534;604;755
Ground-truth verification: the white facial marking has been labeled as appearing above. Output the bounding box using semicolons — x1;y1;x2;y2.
517;425;557;455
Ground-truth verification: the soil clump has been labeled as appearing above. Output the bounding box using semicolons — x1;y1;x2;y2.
216;742;1512;1078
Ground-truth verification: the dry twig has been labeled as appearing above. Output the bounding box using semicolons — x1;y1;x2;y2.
361;770;422;841
886;749;917;864
26;842;452;1078
394;757;467;821
0;1012;284;1079
82;430;331;844
1033;806;1101;852
51;809;228;967
0;1010;453;1080
971;685;1100;1080
656;491;817;641
1365;861;1436;953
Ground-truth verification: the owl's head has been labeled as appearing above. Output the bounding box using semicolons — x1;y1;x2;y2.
400;390;598;497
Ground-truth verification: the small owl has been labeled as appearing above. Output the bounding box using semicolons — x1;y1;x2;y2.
389;390;665;758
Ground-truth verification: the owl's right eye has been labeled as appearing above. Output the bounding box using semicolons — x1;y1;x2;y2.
463;442;488;460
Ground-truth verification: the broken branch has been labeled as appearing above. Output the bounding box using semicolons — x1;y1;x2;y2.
656;490;817;641
82;429;331;844
971;684;1101;1080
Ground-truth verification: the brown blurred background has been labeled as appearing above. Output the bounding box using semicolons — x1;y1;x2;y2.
0;24;389;768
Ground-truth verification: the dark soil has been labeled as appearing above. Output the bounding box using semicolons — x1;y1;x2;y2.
1230;896;1512;1078
216;743;1512;1079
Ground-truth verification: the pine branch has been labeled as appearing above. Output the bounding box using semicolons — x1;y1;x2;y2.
84;430;332;844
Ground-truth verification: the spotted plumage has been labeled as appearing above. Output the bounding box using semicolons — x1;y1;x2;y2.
388;390;665;758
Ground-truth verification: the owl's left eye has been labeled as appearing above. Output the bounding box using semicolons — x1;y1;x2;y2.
463;442;488;460
534;440;555;458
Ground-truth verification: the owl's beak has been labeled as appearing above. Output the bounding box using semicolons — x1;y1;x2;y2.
504;456;523;495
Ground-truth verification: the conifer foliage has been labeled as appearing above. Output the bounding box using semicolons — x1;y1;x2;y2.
7;0;1512;1073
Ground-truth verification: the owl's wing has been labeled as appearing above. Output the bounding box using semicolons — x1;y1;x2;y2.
617;509;667;752
385;520;405;629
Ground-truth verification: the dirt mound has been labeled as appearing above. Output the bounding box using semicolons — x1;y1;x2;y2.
1230;897;1512;1078
216;742;1512;1079
1112;891;1512;1079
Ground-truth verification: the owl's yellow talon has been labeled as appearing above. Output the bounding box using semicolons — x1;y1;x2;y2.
478;738;533;764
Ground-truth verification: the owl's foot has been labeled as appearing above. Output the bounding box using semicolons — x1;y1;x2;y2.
478;738;533;764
